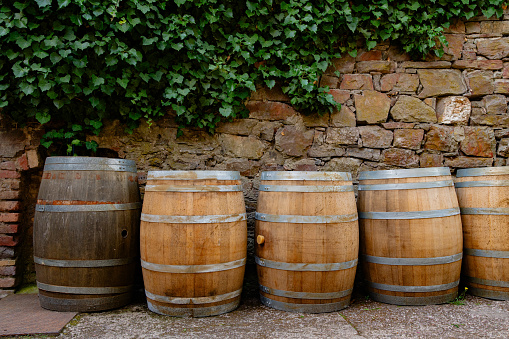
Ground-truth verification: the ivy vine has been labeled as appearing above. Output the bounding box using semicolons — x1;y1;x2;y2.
0;0;506;154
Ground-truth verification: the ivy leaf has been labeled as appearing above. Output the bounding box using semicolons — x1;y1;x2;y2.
36;112;51;124
91;75;105;87
265;79;276;89
219;105;233;117
12;63;28;78
16;38;31;49
38;78;52;92
117;78;129;89
35;0;52;8
366;40;377;50
89;97;100;107
50;52;62;64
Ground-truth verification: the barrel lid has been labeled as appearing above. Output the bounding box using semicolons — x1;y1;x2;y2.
261;171;352;181
43;156;137;172
147;170;241;180
456;167;509;177
359;167;451;180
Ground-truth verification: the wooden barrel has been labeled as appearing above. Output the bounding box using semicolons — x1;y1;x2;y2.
34;156;141;312
255;171;358;313
140;171;247;317
357;167;463;305
455;167;509;300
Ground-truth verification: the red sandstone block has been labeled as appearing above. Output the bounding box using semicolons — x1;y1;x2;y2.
17;154;29;171
0;266;15;276
0;213;20;223
0;277;17;288
0;201;20;212
0;170;20;179
0;191;20;200
0;235;18;247
0;224;18;234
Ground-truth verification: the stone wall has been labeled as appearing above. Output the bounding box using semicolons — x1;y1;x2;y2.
3;12;509;291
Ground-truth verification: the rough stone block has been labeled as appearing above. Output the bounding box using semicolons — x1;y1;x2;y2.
303;113;329;128
477;37;509;59
356;61;396;74
494;79;509;94
346;148;381;161
215;119;258;136
460;127;496;158
354;90;391;124
401;61;451;69
497;138;509;157
453;60;504;70
225;159;260;178
328;89;351;104
0;130;26;158
275;125;314;157
331;106;356;127
0;162;16;170
284;159;318;172
307;145;345;158
0;191;20;200
249;85;290;102
326;127;359;146
219;135;268;159
418;69;467;98
16;154;28;171
357;50;382;61
436;96;471;125
253;121;282;141
0;247;15;259
420;153;444;167
0;202;20;212
247;101;298;121
442;34;464;60
466;70;494;96
444;156;494;168
424;126;459;152
323;157;363;177
326;55;355;75
465;22;481;34
0;277;18;288
0;259;16;266
387;45;411;62
359;126;393;148
382;122;416;130
381;148;419;168
0;265;15;276
470;114;509;127
483;95;507;114
393;129;425;149
380;73;419;92
340;74;374;90
503;63;509;78
391;96;437;123
495;129;509;138
0;171;20;179
444;19;466;34
320;75;340;89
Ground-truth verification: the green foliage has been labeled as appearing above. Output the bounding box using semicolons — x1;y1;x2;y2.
0;0;506;153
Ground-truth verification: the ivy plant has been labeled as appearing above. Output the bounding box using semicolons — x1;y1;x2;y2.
0;0;506;154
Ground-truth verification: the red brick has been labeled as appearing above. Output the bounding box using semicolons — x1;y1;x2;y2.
0;235;18;247
0;201;20;212
0;224;19;234
0;213;20;223
0;161;16;170
0;179;20;190
0;191;20;200
0;277;18;288
0;266;15;276
16;153;29;171
0;170;20;179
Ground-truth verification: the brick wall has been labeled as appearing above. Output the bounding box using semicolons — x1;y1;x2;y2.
3;13;509;292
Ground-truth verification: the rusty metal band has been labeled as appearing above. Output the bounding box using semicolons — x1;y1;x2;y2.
358;180;453;191
34;256;135;268
463;276;509;288
259;184;353;192
45;157;135;166
44;164;137;172
145;184;242;192
261;171;352;181
368;280;459;293
359;167;450;180
456;167;509;177
259;284;352;300
260;294;349;313
369;291;457;305
363;253;462;266
37;281;132;295
255;212;358;224
359;207;460;220
466;287;509;301
148;171;241;180
145;288;242;305
141;213;247;224
38;293;131;311
455;180;509;188
460;207;509;216
464;248;509;259
255;256;357;272
36;202;142;212
140;257;246;273
147;299;239;317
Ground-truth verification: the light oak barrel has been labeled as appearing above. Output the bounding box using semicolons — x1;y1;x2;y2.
34;156;141;312
255;171;359;313
358;167;462;305
140;171;247;317
456;167;509;300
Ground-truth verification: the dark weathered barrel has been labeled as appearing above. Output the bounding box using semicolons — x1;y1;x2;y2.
140;171;247;317
358;167;463;305
255;171;358;313
456;167;509;300
34;156;141;312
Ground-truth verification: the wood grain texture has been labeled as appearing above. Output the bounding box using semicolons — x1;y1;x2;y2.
358;169;463;305
255;172;358;313
140;172;247;317
33;157;141;312
456;170;509;300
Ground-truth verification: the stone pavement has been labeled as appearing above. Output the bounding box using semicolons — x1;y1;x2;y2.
15;289;508;339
